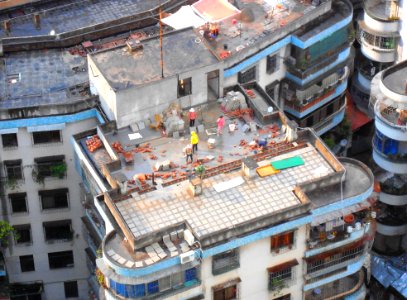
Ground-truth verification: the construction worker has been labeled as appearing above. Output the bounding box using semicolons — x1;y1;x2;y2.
217;115;225;135
189;108;197;127
191;131;199;153
184;144;193;164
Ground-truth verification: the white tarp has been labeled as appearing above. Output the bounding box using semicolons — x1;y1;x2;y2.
161;6;206;30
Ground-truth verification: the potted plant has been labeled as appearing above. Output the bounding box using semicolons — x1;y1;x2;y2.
50;162;67;178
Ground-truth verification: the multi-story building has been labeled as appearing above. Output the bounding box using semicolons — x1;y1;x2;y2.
369;60;407;299
0;1;190;299
351;0;406;115
73;94;375;300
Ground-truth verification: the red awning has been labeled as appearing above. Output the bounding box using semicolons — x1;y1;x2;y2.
346;91;372;131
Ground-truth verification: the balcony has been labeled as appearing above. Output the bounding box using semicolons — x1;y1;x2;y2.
376;203;407;235
379;176;407;206
314;100;346;135
357;26;398;62
284;69;348;117
306;243;365;277
364;0;400;22
305;270;364;300
306;222;367;256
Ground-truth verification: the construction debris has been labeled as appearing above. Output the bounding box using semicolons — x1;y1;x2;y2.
86;135;103;152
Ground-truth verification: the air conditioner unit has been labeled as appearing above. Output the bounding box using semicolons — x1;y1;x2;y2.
180;251;195;264
183;229;195;246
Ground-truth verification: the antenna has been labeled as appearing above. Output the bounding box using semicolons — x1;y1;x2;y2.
159;0;164;78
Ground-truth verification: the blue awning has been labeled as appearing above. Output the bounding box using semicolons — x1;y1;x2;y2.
27;123;65;132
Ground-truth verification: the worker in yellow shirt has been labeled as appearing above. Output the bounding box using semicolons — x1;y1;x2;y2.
191;131;199;153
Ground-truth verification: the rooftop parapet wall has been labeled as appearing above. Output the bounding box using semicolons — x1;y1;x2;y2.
0;0;192;52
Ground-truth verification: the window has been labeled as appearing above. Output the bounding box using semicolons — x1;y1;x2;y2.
4;160;23;180
20;255;35;272
212;249;239;275
2;133;18;148
306;115;314;127
326;102;334;116
15;225;31;244
238;66;256;84
267;55;278;74
213;279;240;300
34;156;66;178
147;280;159;294
270;231;295;252
64;281;78;298
39;188;69;210
268;259;298;291
9;193;28;214
43;220;72;242
178;78;192;98
48;251;74;269
32;130;61;144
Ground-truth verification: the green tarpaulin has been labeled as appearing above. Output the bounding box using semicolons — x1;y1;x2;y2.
271;156;304;170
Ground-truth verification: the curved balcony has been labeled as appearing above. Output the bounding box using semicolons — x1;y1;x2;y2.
380;60;407;102
376;203;407;235
374;101;407;142
376;221;407;236
379;176;407;205
364;0;400;23
372;232;405;255
372;147;407;174
305;270;365;300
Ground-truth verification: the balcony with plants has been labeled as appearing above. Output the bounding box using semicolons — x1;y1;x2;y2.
306;211;370;254
357;27;398;53
32;156;67;184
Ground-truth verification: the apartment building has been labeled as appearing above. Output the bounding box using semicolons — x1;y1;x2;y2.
368;61;407;299
0;1;191;299
73;100;375;300
350;0;406;115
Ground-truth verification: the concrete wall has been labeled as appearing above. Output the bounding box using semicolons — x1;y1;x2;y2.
1;117;98;300
114;65;222;129
171;225;307;300
88;56;117;122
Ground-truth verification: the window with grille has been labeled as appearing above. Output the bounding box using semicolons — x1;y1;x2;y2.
238;66;256;84
267;55;278;74
64;281;78;298
4;160;23;180
2;133;18;148
212;249;240;275
268;259;298;291
32;130;61;144
270;231;295;252
213;278;240;300
9;193;27;214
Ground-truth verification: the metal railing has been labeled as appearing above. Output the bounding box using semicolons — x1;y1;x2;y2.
307;245;364;274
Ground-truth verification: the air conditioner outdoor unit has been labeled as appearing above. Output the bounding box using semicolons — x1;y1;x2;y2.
180;251;195;264
183;229;195;246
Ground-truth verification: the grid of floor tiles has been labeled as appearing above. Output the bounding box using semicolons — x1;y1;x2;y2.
116;146;334;239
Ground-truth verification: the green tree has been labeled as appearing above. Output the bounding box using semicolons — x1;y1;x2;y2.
0;221;17;248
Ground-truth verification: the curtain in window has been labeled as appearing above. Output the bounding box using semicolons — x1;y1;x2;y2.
185;267;197;282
